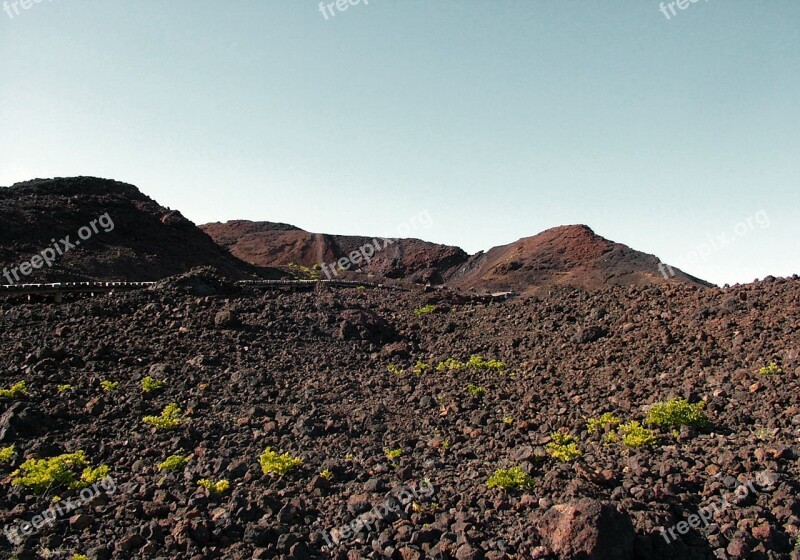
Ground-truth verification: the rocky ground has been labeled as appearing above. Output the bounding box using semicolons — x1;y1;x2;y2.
1;270;799;560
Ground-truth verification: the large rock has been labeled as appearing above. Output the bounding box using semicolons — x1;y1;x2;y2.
538;499;634;560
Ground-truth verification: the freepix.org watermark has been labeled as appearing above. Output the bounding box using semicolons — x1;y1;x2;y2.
3;0;54;20
321;480;434;548
658;210;770;279
319;209;432;280
659;0;709;21
318;0;368;21
2;213;114;285
3;475;117;545
660;471;773;544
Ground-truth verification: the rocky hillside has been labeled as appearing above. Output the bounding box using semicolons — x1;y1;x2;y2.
0;271;798;559
202;221;709;293
446;225;711;293
0;177;279;284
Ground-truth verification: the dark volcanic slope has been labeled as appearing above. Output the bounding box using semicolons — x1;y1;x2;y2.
201;221;708;292
447;225;711;293
201;220;469;283
1;272;799;559
0;177;277;283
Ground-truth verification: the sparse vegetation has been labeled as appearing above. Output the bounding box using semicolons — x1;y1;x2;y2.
0;445;15;463
466;355;506;371
198;478;230;494
758;362;784;375
0;381;26;398
158;454;191;471
141;376;165;393
586;412;622;434
57;384;72;392
288;262;321;280
487;466;535;491
142;403;185;430
619;421;659;448
259;448;303;476
386;364;404;376
412;361;430;376
320;468;333;481
74;554;89;560
10;451;109;492
646;398;709;429
502;416;514;425
546;433;582;462
466;384;486;398
436;358;465;372
413;304;436;316
100;380;119;392
384;448;403;461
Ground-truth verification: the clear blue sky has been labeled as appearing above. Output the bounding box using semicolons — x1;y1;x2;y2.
1;1;798;285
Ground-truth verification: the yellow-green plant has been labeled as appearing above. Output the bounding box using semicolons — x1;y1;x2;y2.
259;448;303;476
502;416;514;425
646;398;708;429
142;403;185;430
141;376;165;393
546;433;582;462
758;362;783;375
467;384;486;398
384;448;403;461
619;421;659;448
74;554;89;560
413;304;436;316
386;364;404;376
288;262;321;280
158;454;191;471
586;413;622;434
436;358;465;372
320;468;333;481
0;445;15;463
412;361;430;376
57;384;72;392
0;381;26;398
487;466;535;491
10;451;108;492
198;478;230;494
100;380;119;392
466;355;506;371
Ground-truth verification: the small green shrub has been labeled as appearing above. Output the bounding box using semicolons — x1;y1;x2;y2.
57;384;72;392
141;376;165;393
466;384;486;398
158;455;191;471
436;358;465;372
619;421;659;448
100;380;119;392
586;413;621;434
384;448;403;461
0;381;26;398
198;478;230;494
259;448;303;476
546;433;582;462
74;554;89;560
0;445;15;463
10;451;109;492
466;355;506;371
412;361;430;376
646;398;708;429
758;362;783;375
288;262;321;280
320;468;333;480
386;364;404;376
502;416;514;425
413;304;436;316
487;466;535;491
142;403;185;430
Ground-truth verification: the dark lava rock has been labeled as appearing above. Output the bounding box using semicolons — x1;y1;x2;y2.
538;499;634;559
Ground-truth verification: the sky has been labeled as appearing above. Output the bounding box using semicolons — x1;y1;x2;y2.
1;1;798;286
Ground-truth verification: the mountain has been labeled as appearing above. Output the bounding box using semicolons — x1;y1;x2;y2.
0;177;276;283
201;220;711;292
445;225;711;292
200;220;469;284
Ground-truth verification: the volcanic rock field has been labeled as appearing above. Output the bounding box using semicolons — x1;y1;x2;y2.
1;266;799;560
